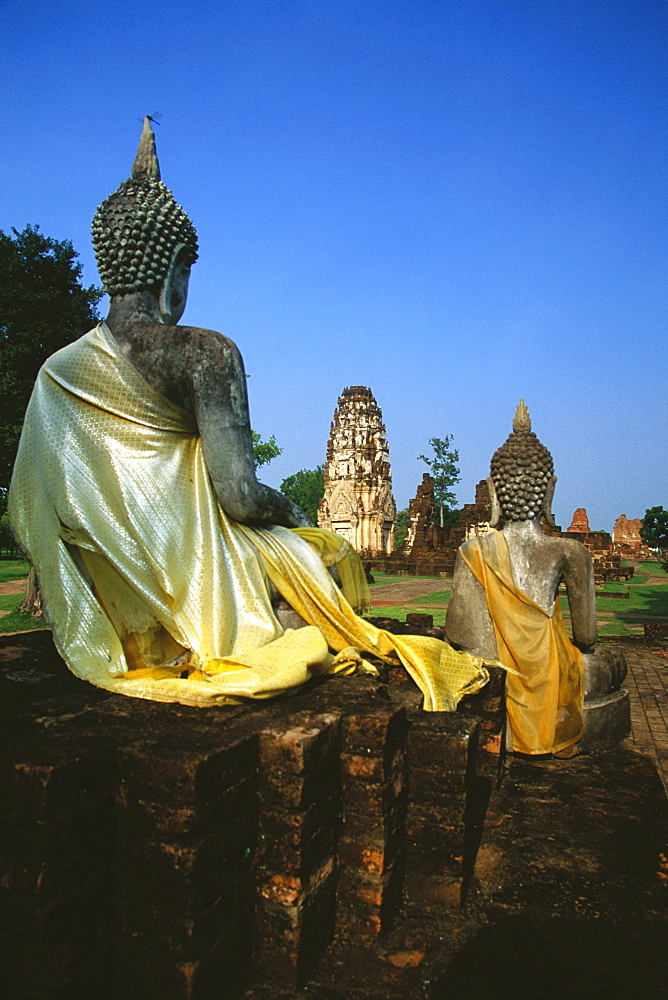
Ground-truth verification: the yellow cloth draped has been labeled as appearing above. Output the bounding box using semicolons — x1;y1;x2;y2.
8;322;489;710
292;527;371;613
460;531;584;755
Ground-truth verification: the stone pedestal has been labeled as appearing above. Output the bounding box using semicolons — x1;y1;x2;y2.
581;647;631;753
581;688;631;754
1;630;504;999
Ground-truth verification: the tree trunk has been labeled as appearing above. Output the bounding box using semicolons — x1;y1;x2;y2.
19;566;44;619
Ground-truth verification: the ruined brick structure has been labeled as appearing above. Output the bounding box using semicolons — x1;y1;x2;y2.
613;515;654;560
371;474;630;585
562;509;624;584
563;529;623;585
568;508;591;532
379;478;487;577
450;480;494;546
1;631;504;998
387;479;495;577
560;511;653;578
397;487;627;585
403;473;446;556
318;386;396;557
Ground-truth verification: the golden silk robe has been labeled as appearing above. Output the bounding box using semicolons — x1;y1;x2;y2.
8;323;488;710
460;531;584;755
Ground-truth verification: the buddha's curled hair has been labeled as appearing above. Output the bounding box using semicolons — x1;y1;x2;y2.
490;400;554;521
91;118;198;297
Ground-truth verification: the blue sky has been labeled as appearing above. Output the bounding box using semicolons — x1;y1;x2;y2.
1;0;665;532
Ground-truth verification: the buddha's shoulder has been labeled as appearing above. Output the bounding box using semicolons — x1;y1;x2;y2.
137;324;244;367
543;534;593;563
171;324;239;352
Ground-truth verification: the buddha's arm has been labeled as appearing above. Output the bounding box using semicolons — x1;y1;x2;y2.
561;543;597;651
445;551;499;660
188;330;310;528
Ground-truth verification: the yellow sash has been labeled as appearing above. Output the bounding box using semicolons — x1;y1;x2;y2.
461;531;583;754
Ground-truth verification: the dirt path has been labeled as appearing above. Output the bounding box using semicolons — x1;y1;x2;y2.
0;579;27;596
371;578;451;604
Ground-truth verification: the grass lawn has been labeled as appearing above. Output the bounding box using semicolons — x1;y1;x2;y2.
0;559;30;584
1;558;665;639
0;606;50;633
368;605;448;627
0;591;26;612
0;559;47;634
0;579;51;635
370;559;667;640
409;589;451;604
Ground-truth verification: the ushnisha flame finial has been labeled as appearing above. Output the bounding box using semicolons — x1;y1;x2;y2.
131;117;161;182
512;398;531;433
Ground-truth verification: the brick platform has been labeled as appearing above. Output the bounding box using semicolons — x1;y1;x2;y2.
3;632;665;999
0;632;504;1000
619;640;668;793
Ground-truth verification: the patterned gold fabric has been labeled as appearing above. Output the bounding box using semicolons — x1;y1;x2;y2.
460;531;584;754
292;527;371;613
9;323;489;709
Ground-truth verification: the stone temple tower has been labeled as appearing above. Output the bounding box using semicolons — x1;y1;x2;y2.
318;386;396;557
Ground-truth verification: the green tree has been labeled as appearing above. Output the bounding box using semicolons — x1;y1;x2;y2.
0;225;102;508
251;430;282;470
0;513;20;557
280;466;324;524
418;435;461;528
641;506;668;572
393;508;410;550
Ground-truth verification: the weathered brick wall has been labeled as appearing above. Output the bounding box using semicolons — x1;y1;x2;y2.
337;706;409;940
114;716;259;999
404;713;481;908
1;632;505;999
612;515;655;560
255;713;341;984
0;730;117;999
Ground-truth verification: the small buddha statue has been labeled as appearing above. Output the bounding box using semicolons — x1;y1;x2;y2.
8;118;489;712
446;400;628;756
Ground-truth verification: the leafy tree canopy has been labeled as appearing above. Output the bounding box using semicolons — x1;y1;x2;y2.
280;466;324;525
394;508;410;550
641;506;668;572
0;225;102;507
251;431;282;470
418;435;461;528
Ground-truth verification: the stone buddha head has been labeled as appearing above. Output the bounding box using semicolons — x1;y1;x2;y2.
91;118;199;324
487;399;557;528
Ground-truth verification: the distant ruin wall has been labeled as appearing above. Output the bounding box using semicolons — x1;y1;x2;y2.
389;486;630;585
612;515;655;560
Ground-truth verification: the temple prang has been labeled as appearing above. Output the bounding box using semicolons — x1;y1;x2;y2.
318;386;396;557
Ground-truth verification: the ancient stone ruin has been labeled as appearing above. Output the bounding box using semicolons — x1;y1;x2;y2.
613;514;654;560
386;479;497;577
564;508;626;584
403;473;446;557
379;486;634;587
318;386;396;557
567;507;591;532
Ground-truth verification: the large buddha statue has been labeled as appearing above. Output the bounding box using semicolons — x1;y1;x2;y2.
8;119;489;711
446;400;627;757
